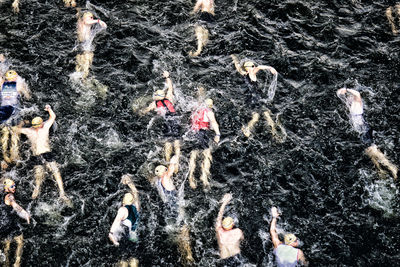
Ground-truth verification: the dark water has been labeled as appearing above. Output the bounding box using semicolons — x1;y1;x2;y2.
0;0;399;266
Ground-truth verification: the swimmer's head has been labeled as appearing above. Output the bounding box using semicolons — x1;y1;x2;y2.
284;233;297;246
3;179;15;193
153;90;166;100
5;70;18;81
243;61;255;71
31;117;43;128
205;98;213;108
155;165;167;176
222;217;234;230
83;12;94;19
122;193;134;205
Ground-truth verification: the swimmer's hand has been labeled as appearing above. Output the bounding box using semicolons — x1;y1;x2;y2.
271;207;280;218
109;233;119;246
269;67;277;75
12;0;19;13
121;174;133;185
222;193;232;203
0;54;5;62
44;104;51;111
163;71;170;78
230;54;239;62
337;88;347;95
99;20;107;28
170;155;178;165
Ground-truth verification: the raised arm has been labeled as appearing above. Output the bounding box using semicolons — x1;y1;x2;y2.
6;194;30;224
231;55;247;75
109;207;127;246
84;15;107;28
207;111;220;143
44;105;56;129
255;65;277;75
165;155;178;179
121;175;140;211
17;77;31;100
270;207;282;249
215;193;232;230
140;101;156;115
192;0;203;14
163;71;174;102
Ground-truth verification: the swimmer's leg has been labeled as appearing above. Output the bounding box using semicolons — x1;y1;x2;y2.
32;165;45;199
177;224;194;265
1;126;11;164
189;26;209;57
46;161;71;204
128;258;139;267
365;145;398;180
242;112;260;138
3;238;11;267
13;234;23;267
188;150;198;189
164;141;172;162
10;126;20;163
174;140;180;174
12;0;20;13
75;52;94;79
117;260;128;267
200;148;212;191
386;6;398;35
263;110;287;142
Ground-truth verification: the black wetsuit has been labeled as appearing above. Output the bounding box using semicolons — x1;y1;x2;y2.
0;200;21;240
244;74;262;110
155;99;181;139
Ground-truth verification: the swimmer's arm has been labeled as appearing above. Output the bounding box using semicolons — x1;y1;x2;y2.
110;208;127;234
345;89;362;101
166;155;178;179
191;0;203;14
231;55;247;76
18;80;31;100
215;193;232;230
256;65;277;75
8;195;30;224
207;111;220;142
164;71;174;103
140;102;156;115
270;214;281;249
128;183;140;212
298;249;308;266
44;105;56;129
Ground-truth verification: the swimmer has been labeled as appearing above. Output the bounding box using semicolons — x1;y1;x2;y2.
215;194;244;263
77;11;107;43
12;0;19;13
63;0;76;7
231;55;281;138
76;11;107;79
189;0;215;57
116;258;139;267
154;154;178;204
188;98;220;191
0;70;31;168
1;179;30;267
141;71;181;169
109;175;140;247
337;88;397;179
17;105;71;203
386;4;400;35
270;207;308;267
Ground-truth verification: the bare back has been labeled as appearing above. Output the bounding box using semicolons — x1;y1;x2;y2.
20;122;52;155
216;228;243;259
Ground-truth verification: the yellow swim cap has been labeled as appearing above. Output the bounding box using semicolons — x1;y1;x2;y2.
243;61;255;71
205;98;213;108
83;12;94;18
155;165;167;176
3;178;15;191
284;233;297;245
123;193;134;205
5;70;17;81
153;90;166;100
222;217;234;230
31;117;43;128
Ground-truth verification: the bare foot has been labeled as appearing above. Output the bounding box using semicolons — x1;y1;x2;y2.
242;126;251;137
